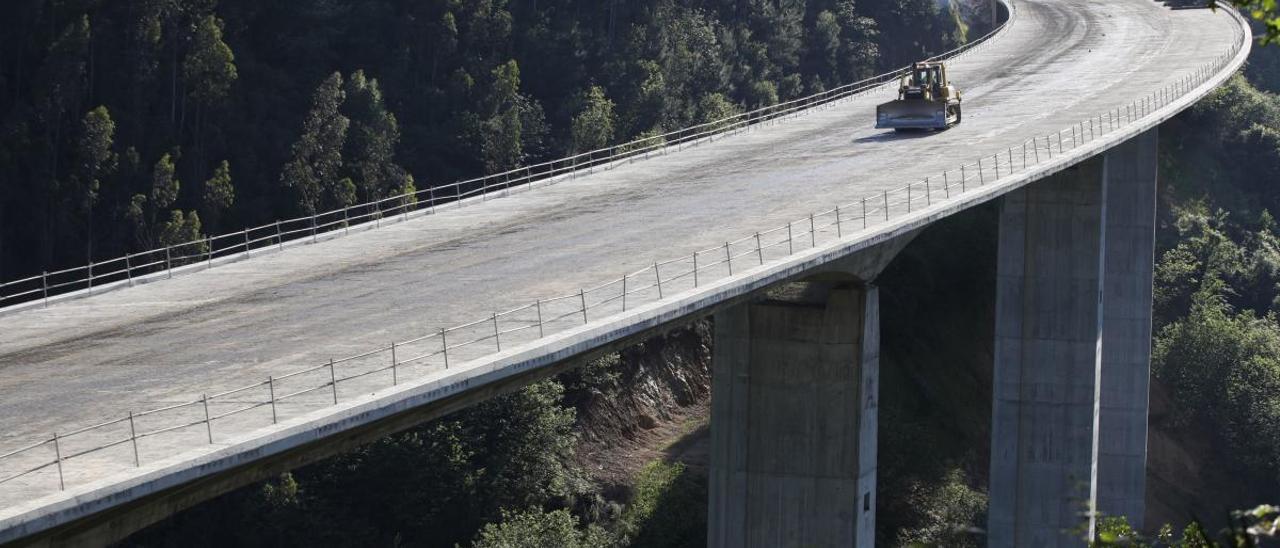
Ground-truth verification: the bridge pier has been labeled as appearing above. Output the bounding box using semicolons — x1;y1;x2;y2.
708;281;879;548
988;128;1156;546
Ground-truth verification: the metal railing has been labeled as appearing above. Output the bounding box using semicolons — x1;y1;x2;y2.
0;0;1250;508
0;2;1014;315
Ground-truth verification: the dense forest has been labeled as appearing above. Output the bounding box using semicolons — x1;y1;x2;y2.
0;0;970;282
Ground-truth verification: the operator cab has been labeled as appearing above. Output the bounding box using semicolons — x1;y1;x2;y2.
901;63;946;100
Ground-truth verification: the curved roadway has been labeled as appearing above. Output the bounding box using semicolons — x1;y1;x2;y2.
0;0;1246;533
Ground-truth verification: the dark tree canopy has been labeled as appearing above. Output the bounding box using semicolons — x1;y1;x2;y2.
0;0;962;282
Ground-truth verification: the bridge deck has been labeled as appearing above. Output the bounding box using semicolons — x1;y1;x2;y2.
0;0;1241;518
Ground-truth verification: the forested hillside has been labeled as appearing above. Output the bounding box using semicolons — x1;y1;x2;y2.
0;0;967;281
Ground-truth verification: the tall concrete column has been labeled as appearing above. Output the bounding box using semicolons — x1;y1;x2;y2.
709;281;879;548
989;157;1107;547
989;129;1157;547
1095;128;1157;527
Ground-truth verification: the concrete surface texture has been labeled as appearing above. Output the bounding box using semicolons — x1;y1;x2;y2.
0;0;1246;536
990;158;1109;547
988;125;1159;546
709;281;879;548
1096;128;1158;526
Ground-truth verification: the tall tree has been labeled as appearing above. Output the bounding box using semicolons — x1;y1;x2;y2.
570;85;616;153
342;70;405;203
183;13;237;174
182;14;237;107
73;106;118;260
480;60;524;174
30;14;92;265
280;72;350;215
201;159;234;228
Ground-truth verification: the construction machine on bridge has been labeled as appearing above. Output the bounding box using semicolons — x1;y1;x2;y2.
876;61;962;130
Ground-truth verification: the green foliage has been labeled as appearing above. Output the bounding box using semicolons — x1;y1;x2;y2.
1154;276;1280;482
128;380;586;547
75;106;119;211
202;160;234;213
281;72;350;214
342;70;406;202
571;86;617;154
894;468;987;547
1228;0;1280;44
696;92;742;128
151;152;181;210
1144;55;1280;526
615;461;707;548
746;80;779;109
0;0;961;280
618;128;667;154
158;209;203;248
471;508;613;548
183;15;238;106
481;60;526;173
1091;505;1280;547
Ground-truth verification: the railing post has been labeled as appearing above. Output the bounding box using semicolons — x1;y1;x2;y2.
243;228;250;258
908;183;913;212
535;299;544;338
693;252;699;287
207;237;213;268
276;221;283;251
492;312;501;351
622;274;628;311
883;191;890;220
961;165;967;190
125;254;134;286
979;157;986;184
128;411;140;466
52;433;65;491
654;263;663;299
343;206;350;234
787;223;794;254
756;232;764;263
725;242;733;275
944;171;951;198
202;394;213;443
328;359;338;404
311;216;318;243
87;261;94;295
834;208;843;237
994;154;1000;179
862;198;868;229
268;376;278;424
391;341;399;386
441;329;450;369
809;214;816;247
42;271;49;307
429;185;437;214
165;247;173;278
580;289;588;323
925;177;932;206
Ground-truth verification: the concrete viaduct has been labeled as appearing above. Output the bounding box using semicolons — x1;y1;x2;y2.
0;0;1252;545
